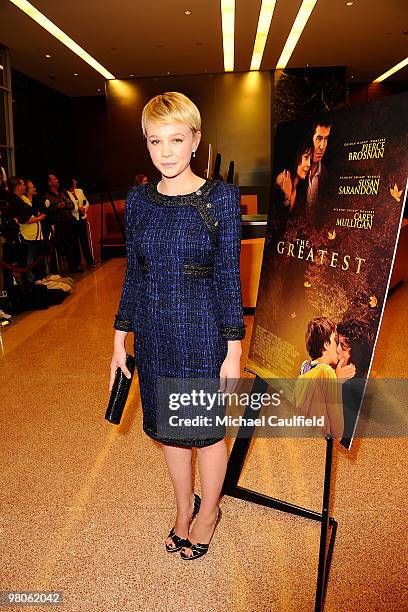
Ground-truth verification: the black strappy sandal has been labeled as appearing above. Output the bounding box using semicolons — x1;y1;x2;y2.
165;492;201;553
180;506;222;560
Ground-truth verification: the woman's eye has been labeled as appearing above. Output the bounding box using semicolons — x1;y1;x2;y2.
150;140;160;145
173;139;183;143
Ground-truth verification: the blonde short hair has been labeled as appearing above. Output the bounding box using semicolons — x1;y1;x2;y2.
141;91;201;138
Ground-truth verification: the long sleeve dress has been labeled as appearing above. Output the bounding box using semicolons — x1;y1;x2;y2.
113;179;246;448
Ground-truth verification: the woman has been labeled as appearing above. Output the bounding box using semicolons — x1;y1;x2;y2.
336;319;374;446
275;139;313;211
20;179;48;284
110;92;245;560
132;173;148;186
266;139;313;247
67;178;96;268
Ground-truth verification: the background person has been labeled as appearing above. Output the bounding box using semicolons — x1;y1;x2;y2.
1;176;28;290
67;178;96;268
0;150;8;191
2;176;46;288
19;178;48;285
132;173;148;186
43;174;83;273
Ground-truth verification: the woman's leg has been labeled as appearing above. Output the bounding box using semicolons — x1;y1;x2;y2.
162;444;195;547
181;439;227;555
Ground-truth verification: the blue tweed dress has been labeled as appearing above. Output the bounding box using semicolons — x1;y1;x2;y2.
114;179;246;447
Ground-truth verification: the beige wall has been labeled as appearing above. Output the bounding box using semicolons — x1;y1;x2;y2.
213;71;271;187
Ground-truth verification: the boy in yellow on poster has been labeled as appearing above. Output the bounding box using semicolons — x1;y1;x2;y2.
294;317;356;438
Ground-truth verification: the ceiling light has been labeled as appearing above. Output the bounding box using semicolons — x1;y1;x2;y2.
346;2;354;5
221;0;235;72
129;74;135;77
250;1;277;70
97;88;101;92
276;0;318;70
9;0;115;79
73;72;79;76
45;53;51;58
372;56;408;82
184;10;191;15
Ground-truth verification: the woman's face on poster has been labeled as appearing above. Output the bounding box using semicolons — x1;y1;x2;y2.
337;334;351;365
296;150;312;180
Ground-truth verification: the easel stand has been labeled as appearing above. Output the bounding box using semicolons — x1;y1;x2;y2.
221;376;337;612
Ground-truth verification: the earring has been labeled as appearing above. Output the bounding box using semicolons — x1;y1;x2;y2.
192;150;196;158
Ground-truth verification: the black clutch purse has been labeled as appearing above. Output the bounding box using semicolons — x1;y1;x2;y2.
105;353;136;424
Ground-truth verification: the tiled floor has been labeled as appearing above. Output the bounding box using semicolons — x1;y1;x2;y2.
0;260;407;611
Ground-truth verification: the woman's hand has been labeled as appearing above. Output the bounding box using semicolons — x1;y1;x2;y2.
109;331;132;391
335;357;356;383
219;341;242;394
275;170;293;201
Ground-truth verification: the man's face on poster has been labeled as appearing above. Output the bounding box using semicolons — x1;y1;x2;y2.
312;125;331;163
324;331;339;365
337;334;351;365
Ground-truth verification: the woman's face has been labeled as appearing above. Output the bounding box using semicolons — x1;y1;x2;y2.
26;181;36;196
145;121;201;179
16;180;25;196
296;150;312;180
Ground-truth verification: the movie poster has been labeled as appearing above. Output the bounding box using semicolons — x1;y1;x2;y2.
246;92;408;449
